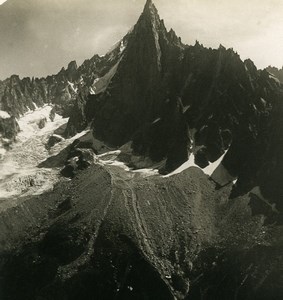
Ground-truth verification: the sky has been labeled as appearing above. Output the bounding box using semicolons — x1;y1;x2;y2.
0;0;283;79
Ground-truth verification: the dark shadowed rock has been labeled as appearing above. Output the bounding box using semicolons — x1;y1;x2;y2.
46;134;64;149
0;115;20;140
60;148;98;178
37;117;47;129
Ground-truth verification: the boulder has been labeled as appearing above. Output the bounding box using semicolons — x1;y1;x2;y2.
46;134;64;149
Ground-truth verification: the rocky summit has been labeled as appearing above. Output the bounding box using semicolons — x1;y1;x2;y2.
0;0;283;299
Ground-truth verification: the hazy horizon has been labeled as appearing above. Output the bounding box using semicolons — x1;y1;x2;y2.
0;0;283;79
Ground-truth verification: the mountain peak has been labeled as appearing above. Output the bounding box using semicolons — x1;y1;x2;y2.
138;0;164;34
143;0;159;18
68;61;78;71
144;0;154;9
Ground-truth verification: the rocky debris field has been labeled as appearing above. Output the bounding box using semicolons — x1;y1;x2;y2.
0;161;282;299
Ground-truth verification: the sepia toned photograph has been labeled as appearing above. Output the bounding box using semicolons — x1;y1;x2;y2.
0;0;282;299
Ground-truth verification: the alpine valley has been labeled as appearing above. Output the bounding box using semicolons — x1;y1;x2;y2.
0;1;283;299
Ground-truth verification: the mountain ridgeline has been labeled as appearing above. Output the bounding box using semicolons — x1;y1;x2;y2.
68;1;283;207
0;39;124;140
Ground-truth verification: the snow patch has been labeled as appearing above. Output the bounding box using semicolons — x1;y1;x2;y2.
260;98;267;106
0;147;6;158
165;149;229;178
70;129;91;140
120;41;126;53
52;134;64;140
0;110;11;119
68;81;78;93
132;168;159;177
98;150;122;159
89;87;96;95
152;118;161;124
268;73;281;84
100;159;130;171
98;150;158;178
182;105;190;113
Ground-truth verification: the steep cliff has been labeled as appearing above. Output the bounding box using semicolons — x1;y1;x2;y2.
65;0;283;204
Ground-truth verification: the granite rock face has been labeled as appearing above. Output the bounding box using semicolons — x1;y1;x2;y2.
66;1;283;205
0;115;20;140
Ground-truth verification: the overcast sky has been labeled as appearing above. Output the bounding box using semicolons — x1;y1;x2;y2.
0;0;283;79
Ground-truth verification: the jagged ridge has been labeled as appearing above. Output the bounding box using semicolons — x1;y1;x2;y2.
63;0;283;212
0;40;126;141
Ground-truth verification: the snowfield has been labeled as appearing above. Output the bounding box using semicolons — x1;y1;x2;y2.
0;105;69;203
0;110;11;119
17;105;63;141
